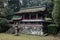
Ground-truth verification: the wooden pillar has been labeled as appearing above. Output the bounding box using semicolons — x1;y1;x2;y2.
29;14;31;19
41;28;44;35
40;23;44;35
23;15;25;19
13;21;15;27
18;21;20;28
36;14;38;19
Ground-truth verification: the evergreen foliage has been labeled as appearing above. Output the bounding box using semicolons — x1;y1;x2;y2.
48;24;57;35
0;18;9;32
52;0;60;26
8;0;21;12
0;0;14;32
4;7;14;20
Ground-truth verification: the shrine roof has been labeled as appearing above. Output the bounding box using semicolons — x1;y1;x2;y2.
16;7;46;13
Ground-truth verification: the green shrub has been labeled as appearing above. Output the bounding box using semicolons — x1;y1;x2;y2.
47;24;57;35
0;18;9;32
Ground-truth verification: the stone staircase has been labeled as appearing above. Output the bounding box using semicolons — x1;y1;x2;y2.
6;27;15;34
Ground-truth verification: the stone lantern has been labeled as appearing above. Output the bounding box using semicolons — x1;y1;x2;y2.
12;16;22;36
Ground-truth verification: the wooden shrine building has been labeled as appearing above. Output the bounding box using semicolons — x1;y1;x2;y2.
8;6;52;35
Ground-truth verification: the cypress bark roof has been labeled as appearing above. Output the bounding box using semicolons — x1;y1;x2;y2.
17;7;46;13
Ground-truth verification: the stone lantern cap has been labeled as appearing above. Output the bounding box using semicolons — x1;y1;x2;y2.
12;16;22;21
